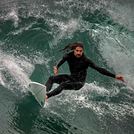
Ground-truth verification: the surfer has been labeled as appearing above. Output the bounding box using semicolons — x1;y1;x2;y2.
45;42;124;99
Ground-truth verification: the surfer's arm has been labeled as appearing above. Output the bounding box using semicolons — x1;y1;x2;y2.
56;58;66;69
56;54;68;68
88;59;125;82
88;59;115;78
54;55;68;75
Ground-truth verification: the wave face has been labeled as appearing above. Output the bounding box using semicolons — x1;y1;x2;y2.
0;0;134;134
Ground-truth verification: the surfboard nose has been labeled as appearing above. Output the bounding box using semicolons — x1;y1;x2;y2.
28;82;46;107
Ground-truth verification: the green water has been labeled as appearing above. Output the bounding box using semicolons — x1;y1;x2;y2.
0;0;134;134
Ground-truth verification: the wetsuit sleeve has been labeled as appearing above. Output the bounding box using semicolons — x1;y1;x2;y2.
88;59;116;78
56;54;68;69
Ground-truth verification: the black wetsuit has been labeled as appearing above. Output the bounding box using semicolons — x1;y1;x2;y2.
46;52;115;98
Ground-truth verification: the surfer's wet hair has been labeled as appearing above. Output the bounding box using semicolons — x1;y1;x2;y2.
61;42;84;52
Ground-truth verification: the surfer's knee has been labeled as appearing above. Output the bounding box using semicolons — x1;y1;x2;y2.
76;82;84;90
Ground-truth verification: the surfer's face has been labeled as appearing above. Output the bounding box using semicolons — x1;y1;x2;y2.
74;46;83;58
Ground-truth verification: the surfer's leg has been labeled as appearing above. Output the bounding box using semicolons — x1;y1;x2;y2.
46;81;84;98
45;76;53;92
45;74;71;92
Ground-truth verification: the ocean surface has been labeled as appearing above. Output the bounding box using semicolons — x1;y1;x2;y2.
0;0;134;134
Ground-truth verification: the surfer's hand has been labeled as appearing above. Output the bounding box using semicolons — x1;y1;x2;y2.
53;66;58;75
116;74;125;82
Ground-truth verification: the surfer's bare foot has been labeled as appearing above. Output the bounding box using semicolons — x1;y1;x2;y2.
45;95;48;102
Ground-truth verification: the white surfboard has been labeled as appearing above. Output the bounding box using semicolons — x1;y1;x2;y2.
28;82;46;107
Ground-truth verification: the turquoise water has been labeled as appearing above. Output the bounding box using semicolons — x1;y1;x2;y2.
0;0;134;134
